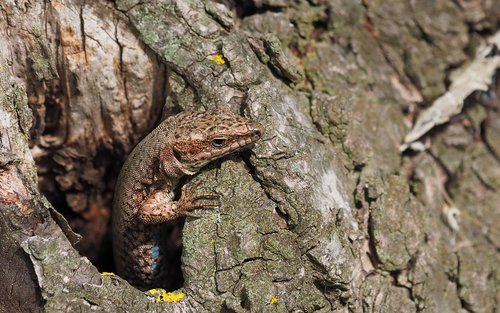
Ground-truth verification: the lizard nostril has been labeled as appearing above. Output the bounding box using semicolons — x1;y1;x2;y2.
249;122;265;137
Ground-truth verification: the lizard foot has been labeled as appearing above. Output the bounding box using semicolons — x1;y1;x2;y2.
177;183;221;218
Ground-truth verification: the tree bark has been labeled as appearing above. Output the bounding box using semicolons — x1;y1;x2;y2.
0;0;498;312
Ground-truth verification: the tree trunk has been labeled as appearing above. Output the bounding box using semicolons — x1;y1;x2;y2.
0;0;498;312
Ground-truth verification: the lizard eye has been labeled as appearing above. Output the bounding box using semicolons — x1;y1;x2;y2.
211;138;226;148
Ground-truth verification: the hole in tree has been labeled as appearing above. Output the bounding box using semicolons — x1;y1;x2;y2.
36;145;188;291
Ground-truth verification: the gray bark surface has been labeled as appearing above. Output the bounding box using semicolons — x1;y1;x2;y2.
0;0;498;312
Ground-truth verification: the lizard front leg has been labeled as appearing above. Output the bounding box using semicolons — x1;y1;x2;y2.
137;184;221;224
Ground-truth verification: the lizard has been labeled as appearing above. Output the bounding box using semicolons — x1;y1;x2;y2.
112;108;264;290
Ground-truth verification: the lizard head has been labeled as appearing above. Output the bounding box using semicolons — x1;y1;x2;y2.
171;108;264;173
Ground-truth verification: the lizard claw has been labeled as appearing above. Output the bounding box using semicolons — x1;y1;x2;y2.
182;180;202;194
182;199;221;219
192;193;220;201
178;200;220;218
177;183;221;217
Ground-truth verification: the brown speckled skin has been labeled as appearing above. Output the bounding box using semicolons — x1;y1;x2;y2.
112;109;264;290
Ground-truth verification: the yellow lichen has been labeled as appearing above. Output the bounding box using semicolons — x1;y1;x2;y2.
208;54;225;64
101;272;115;277
148;289;185;303
163;292;185;302
269;296;279;305
210;239;216;245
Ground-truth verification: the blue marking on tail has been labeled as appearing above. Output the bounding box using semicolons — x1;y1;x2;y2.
151;245;160;271
152;262;159;270
151;245;160;258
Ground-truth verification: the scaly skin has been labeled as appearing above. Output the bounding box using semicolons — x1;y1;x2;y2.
112;108;264;290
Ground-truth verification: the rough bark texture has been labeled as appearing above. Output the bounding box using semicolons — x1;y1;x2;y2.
0;0;498;312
